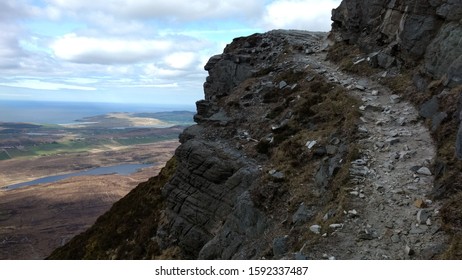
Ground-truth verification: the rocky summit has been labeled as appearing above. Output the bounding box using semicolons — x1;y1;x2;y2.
49;0;462;260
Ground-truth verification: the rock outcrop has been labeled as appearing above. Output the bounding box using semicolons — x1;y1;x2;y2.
157;30;360;259
331;0;462;87
331;1;462;160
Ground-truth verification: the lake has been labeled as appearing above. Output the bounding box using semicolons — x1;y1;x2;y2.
2;163;153;191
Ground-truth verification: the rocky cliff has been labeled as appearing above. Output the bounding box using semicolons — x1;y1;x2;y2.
331;0;462;159
49;1;462;260
330;0;462;257
331;0;462;87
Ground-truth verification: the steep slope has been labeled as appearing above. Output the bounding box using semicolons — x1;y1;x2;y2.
49;1;462;260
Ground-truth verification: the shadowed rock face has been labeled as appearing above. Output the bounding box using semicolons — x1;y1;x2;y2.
332;0;462;86
159;140;262;257
332;0;462;162
157;31;341;259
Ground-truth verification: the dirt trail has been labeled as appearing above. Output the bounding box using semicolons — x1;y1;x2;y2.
300;43;447;259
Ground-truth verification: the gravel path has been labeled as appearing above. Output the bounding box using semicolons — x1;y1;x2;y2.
299;40;448;259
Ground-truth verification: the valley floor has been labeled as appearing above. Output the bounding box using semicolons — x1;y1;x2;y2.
0;140;178;259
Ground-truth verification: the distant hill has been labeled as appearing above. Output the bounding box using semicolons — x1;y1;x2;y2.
133;111;195;125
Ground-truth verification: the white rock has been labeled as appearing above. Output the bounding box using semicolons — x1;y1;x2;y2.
306;140;317;149
309;225;321;234
417;167;432;176
348;209;358;216
390;94;401;103
358;126;369;133
354;58;366;65
329;223;344;229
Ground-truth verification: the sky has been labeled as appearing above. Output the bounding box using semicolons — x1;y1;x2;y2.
0;0;341;106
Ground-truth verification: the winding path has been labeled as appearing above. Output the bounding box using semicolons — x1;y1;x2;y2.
301;38;447;259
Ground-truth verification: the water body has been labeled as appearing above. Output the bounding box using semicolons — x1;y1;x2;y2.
0;100;195;124
2;163;152;191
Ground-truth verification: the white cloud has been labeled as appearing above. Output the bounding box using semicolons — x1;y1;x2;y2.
261;0;341;31
62;77;99;84
46;0;265;21
0;92;32;98
0;79;96;91
51;34;174;64
143;64;185;78
0;0;36;22
163;52;197;70
0;0;342;104
128;83;179;88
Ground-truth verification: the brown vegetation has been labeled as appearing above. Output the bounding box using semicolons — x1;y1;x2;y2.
0;140;178;259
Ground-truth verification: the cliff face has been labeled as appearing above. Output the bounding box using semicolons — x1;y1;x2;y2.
331;1;462;161
331;0;462;87
157;31;359;259
49;1;462;260
50;31;363;259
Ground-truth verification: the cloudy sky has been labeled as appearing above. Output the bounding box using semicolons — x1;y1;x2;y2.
0;0;341;106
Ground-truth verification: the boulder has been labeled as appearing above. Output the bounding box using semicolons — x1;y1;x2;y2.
419;97;439;119
292;203;314;225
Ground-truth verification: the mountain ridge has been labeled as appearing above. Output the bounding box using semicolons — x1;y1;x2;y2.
49;0;462;259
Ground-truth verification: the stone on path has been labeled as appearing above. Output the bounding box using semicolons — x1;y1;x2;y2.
416;167;432;176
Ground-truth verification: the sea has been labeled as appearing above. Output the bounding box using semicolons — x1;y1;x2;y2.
0;100;196;124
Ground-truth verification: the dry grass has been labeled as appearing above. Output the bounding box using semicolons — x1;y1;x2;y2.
250;70;361;253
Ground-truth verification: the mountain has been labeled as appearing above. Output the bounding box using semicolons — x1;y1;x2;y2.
48;0;462;259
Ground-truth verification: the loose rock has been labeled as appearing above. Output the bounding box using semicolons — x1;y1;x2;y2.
273;236;289;258
414;199;427;208
417;209;431;225
405;245;415;256
310;225;322;234
416;167;432;176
